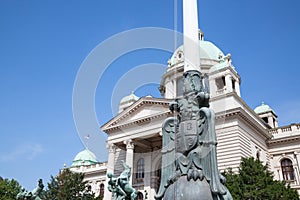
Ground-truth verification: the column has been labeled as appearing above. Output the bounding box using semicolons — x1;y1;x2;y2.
274;120;279;128
144;154;152;200
210;77;217;98
268;115;274;128
295;152;300;183
124;139;135;184
104;143;116;200
225;74;233;93
234;80;241;96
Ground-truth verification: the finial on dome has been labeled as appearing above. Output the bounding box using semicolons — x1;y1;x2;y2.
198;29;204;41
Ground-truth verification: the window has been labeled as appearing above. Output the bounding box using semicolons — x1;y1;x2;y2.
281;158;295;181
203;74;210;93
99;183;105;197
262;117;268;124
176;78;183;97
136;158;145;181
232;79;236;91
137;192;144;200
256;150;260;161
215;76;225;90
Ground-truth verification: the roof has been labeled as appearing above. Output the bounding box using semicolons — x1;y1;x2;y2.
254;102;274;114
102;96;172;133
169;39;224;66
71;149;98;167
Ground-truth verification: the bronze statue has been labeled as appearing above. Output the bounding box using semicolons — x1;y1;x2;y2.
107;161;137;200
155;71;232;200
16;179;44;200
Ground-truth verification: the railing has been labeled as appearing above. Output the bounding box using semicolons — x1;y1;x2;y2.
216;88;226;95
268;123;300;137
282;126;292;132
72;162;107;171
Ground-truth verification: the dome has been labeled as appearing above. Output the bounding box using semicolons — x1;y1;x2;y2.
254;102;274;114
120;91;139;105
169;39;224;66
71;149;98;167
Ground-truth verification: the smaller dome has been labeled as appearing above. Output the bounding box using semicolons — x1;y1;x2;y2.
72;149;98;167
254;102;273;114
120;91;139;105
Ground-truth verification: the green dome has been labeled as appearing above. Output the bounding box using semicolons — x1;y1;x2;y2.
169;40;224;66
120;91;139;105
71;149;98;167
254;102;273;114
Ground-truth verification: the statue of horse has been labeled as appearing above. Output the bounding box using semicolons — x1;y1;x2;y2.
16;179;44;200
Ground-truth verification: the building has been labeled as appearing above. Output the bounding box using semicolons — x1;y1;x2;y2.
70;149;107;197
98;31;300;199
70;32;300;199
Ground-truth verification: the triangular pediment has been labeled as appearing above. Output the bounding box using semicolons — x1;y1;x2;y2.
101;97;172;132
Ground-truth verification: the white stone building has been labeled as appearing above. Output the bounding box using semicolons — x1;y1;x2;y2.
70;149;107;198
103;33;300;199
71;32;300;199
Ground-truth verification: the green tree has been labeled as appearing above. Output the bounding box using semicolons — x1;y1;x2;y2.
223;157;299;200
0;178;22;200
45;168;99;200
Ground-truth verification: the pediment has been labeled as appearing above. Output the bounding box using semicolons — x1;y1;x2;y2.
101;97;172;132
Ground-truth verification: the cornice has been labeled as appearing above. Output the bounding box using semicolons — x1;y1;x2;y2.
267;135;300;145
215;106;271;139
208;65;240;81
101;97;171;130
101;97;172;133
212;92;270;129
103;110;172;134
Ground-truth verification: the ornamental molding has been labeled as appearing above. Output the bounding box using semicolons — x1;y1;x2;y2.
104;110;172;134
124;139;134;149
267;135;300;145
101;97;172;133
215;107;271;139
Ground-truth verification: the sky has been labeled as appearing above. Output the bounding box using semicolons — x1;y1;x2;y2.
1;0;300;191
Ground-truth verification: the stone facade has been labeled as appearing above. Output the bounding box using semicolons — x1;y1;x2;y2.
72;34;300;199
70;162;107;197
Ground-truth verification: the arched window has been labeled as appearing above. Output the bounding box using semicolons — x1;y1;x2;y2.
281;158;295;181
136;158;145;182
256;150;260;161
99;183;105;197
137;192;144;200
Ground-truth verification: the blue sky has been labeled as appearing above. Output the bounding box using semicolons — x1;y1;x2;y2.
1;0;300;190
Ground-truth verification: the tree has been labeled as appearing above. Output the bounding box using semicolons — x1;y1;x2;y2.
45;168;99;200
0;178;22;200
223;157;299;200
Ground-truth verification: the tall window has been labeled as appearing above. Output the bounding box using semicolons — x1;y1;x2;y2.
281;158;295;181
215;76;225;90
137;192;144;200
176;78;183;97
136;158;145;180
99;183;105;197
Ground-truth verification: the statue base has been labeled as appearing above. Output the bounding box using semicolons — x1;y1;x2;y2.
163;176;213;200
